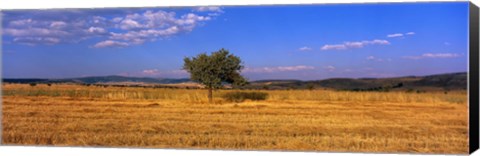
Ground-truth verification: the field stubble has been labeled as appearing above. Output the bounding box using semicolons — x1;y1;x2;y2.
1;84;469;154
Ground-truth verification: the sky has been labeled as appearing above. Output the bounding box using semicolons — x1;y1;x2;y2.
1;2;470;81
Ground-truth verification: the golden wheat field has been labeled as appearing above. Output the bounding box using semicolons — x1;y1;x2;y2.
1;83;469;154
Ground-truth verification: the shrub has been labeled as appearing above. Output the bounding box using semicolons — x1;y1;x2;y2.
416;90;426;93
306;84;315;90
222;91;268;102
29;83;37;87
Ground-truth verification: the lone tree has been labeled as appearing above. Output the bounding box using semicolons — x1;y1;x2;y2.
183;48;248;103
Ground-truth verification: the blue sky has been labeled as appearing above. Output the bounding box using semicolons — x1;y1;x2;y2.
2;2;469;80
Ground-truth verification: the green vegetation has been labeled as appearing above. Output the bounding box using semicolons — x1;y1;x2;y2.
222;91;268;102
183;48;248;103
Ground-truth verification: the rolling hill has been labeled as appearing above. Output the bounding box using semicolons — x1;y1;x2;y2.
246;72;467;91
3;75;191;85
3;72;467;91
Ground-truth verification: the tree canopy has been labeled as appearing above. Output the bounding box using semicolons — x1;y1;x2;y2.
183;48;248;102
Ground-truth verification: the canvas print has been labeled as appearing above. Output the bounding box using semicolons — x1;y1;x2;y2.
1;2;470;154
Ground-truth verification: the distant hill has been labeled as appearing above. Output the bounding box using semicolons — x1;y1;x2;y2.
3;75;191;85
3;72;467;91
246;72;467;91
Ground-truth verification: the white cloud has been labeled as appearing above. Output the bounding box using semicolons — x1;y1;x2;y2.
105;10;214;47
3;15;108;45
321;39;390;51
112;17;123;23
324;65;336;72
109;26;180;43
320;44;347;50
88;27;106;34
365;56;390;62
93;40;129;48
170;69;188;75
403;53;461;59
422;53;460;58
277;66;315;71
142;69;160;75
9;19;35;27
3;9;221;47
114;11;211;31
387;32;415;38
121;69;188;78
92;16;107;24
13;37;60;45
3;28;69;37
119;19;143;30
387;33;403;38
298;46;312;51
50;21;67;28
194;6;223;12
243;65;315;73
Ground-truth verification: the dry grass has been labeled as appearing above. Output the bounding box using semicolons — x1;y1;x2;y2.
1;83;469;154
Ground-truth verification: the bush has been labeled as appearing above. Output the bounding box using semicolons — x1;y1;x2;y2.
29;83;37;87
222;91;268;102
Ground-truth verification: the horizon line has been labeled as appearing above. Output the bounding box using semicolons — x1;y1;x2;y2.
2;71;468;82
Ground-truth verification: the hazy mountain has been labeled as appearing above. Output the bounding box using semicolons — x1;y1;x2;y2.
246;72;467;91
3;75;191;84
3;72;467;91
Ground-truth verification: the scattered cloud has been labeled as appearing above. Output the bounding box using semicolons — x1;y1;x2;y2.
387;32;415;38
321;44;347;50
117;72;131;77
194;6;223;13
4;27;70;37
13;37;60;46
298;46;312;51
93;10;215;48
321;39;390;51
387;33;403;38
50;21;67;28
365;56;391;62
93;40;129;48
324;65;336;72
142;69;160;75
88;27;107;34
3;14;108;45
120;69;188;77
170;69;188;75
406;32;415;35
403;53;461;60
422;53;460;58
243;65;315;73
3;9;222;47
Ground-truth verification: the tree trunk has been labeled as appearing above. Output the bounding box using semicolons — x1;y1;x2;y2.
208;88;213;103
